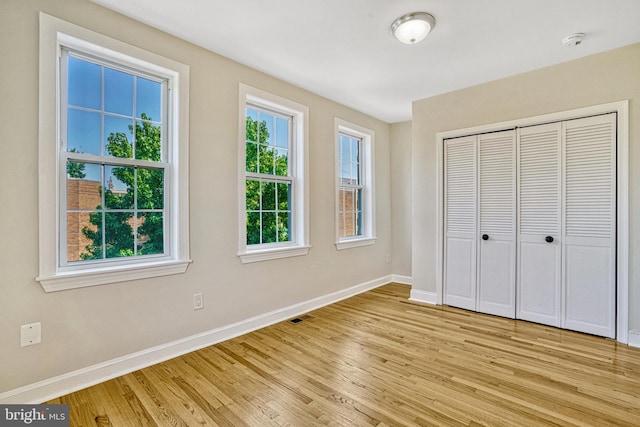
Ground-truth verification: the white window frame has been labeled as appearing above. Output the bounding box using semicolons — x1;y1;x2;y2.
238;84;310;263
37;13;191;291
335;118;376;250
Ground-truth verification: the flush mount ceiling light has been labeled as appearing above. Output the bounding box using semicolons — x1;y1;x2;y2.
391;12;436;44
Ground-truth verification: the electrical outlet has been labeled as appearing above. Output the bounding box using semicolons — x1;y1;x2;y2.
193;293;204;310
386;254;391;263
21;322;41;347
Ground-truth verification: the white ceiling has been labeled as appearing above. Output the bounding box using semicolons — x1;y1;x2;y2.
91;0;640;123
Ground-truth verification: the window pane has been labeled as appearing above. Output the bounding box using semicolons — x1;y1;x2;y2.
261;112;275;145
104;115;134;158
67;108;101;155
352;162;361;185
137;212;163;255
67;56;101;110
67;211;100;262
277;182;290;211
276;117;288;148
348;210;356;237
256;118;269;144
262;212;277;243
105;166;133;210
344;188;356;211
104;68;134;116
246;142;258;173
246;212;261;245
340;135;351;162
246;180;260;210
258;145;274;175
67;162;102;210
352;138;360;163
134;120;162;161
137;168;164;209
339;160;351;183
246;109;259;142
278;212;290;242
262;181;276;210
81;210;104;260
275;148;288;176
136;77;162;122
104;212;134;258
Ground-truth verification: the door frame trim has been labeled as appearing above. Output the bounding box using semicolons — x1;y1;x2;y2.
435;100;629;343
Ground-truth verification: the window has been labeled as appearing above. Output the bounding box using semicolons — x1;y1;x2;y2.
335;119;375;249
63;52;166;263
238;84;309;263
338;133;363;238
38;13;190;291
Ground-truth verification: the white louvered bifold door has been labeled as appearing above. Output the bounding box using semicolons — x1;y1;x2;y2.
562;114;616;338
444;136;477;311
517;123;562;327
477;131;516;318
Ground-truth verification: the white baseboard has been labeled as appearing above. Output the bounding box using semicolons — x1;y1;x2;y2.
628;331;640;348
409;288;437;305
0;275;392;404
391;274;412;285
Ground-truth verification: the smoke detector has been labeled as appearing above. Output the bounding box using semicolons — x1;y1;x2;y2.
562;33;585;46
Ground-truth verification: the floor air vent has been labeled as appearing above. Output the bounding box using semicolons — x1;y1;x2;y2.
289;314;313;324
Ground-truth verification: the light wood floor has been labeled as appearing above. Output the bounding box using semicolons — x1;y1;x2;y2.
47;283;640;426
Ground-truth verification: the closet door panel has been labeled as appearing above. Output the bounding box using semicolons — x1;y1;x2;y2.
563;114;616;338
565;243;614;336
518;238;562;324
444;136;477;311
477;131;516;318
478;239;514;314
445;236;476;309
517;123;562;327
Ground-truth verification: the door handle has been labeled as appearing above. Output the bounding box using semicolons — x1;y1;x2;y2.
482;234;489;241
545;236;554;243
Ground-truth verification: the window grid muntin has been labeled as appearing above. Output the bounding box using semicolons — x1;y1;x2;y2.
60;49;169;267
338;132;364;238
245;104;295;247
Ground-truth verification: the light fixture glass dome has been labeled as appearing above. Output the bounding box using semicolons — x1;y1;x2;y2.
391;12;436;44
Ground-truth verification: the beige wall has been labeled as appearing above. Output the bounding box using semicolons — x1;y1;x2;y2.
390;121;412;277
411;43;640;335
0;0;393;395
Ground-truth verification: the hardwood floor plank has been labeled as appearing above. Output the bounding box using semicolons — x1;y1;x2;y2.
125;370;189;426
46;284;640;426
112;377;157;427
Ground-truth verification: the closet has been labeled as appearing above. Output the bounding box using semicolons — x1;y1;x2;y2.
443;113;616;338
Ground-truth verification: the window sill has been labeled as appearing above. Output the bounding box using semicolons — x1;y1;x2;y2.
335;237;377;250
36;259;192;292
238;245;310;264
